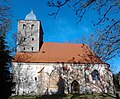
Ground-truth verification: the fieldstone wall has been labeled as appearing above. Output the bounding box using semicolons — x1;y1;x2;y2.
12;62;114;95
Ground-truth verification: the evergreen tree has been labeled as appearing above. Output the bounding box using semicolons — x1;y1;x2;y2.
0;27;15;99
113;72;120;91
0;0;15;99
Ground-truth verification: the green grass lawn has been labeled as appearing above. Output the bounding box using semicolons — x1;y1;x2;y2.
10;93;116;99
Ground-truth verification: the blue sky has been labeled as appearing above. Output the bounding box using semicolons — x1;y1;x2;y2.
10;0;120;73
11;0;94;42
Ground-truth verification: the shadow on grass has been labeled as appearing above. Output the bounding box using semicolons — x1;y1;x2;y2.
70;93;116;99
71;93;94;99
99;93;116;98
70;93;82;99
10;93;117;99
36;94;67;99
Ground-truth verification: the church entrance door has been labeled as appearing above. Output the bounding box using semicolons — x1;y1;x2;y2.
71;80;80;94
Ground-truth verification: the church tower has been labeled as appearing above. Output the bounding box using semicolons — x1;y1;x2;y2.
17;10;43;52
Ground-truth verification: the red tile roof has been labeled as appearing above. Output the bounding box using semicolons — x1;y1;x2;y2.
13;42;103;63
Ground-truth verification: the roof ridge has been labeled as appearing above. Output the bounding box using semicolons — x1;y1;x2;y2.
43;42;88;45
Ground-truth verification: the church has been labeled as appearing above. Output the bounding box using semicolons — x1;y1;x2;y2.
12;11;114;95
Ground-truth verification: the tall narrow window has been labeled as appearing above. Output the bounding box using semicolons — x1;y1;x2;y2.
35;77;37;81
31;24;34;29
23;24;26;29
85;73;89;83
23;47;25;50
32;47;34;51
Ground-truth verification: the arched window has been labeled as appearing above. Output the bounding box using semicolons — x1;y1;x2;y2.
31;24;34;29
91;70;99;80
32;38;34;41
23;24;26;29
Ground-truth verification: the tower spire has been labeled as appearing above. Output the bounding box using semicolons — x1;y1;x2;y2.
25;10;37;20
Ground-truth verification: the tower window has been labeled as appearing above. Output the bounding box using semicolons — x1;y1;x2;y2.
23;47;25;50
23;24;26;29
31;24;34;29
35;77;37;81
32;38;34;41
32;47;34;51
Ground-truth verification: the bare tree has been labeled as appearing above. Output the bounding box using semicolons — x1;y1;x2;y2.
13;51;48;95
76;33;119;62
91;30;120;62
0;0;12;32
47;0;120;62
13;63;38;96
11;22;39;52
12;53;32;95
